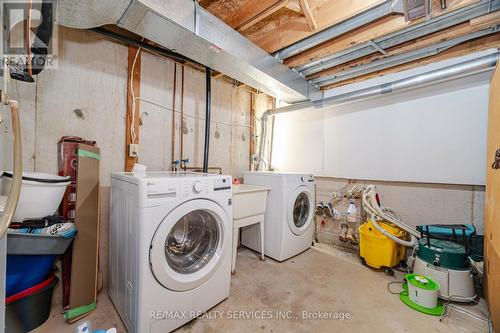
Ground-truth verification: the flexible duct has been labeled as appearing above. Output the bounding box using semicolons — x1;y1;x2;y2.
0;99;22;238
257;51;500;170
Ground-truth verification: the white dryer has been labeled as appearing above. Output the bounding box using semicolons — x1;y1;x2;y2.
109;172;232;333
242;172;315;261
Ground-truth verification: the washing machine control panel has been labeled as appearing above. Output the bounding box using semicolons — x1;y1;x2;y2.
180;179;207;197
213;177;231;192
192;181;203;193
300;175;314;183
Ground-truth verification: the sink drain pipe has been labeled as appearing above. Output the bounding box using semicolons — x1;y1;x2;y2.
257;51;500;170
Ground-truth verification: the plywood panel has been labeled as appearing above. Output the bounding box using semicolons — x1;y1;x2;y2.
485;63;500;331
486;64;500;251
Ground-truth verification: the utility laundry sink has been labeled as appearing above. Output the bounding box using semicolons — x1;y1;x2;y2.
232;184;271;273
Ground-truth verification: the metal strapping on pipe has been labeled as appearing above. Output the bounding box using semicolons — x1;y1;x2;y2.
296;0;500;76
275;0;404;61
257;51;500;170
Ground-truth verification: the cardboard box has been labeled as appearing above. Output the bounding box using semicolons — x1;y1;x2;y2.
58;138;100;311
69;144;100;309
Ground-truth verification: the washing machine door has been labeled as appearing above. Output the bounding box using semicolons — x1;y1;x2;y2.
149;199;227;291
287;186;313;236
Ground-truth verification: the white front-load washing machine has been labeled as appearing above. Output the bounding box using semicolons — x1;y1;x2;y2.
242;172;315;261
109;172;232;333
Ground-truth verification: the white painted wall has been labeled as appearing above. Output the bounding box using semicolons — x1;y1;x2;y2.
272;51;495;186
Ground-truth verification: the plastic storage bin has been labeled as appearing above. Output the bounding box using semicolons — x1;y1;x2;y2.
6;275;58;333
6;255;56;297
359;219;406;268
7;233;75;255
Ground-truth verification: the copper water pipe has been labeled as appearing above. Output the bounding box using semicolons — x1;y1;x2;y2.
0;98;22;237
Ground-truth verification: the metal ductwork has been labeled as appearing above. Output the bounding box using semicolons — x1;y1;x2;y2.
57;0;322;103
257;51;500;170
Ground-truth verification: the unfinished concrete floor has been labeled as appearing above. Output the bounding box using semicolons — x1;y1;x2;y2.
35;245;489;333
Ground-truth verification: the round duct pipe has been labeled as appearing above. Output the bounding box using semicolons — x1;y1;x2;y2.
257;51;500;170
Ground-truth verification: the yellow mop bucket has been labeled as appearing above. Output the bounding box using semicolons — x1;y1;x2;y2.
359;219;407;268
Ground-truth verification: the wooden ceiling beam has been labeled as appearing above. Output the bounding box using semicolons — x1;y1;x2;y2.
223;0;289;31
308;13;500;81
246;0;389;53
320;33;500;90
299;0;318;31
286;0;303;13
284;0;480;68
238;0;290;31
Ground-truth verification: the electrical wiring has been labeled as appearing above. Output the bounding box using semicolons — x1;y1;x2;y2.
141;47;264;96
387;281;405;295
129;45;142;143
135;96;252;129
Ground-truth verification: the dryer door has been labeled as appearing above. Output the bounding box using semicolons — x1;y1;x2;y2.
287;186;313;236
149;199;227;291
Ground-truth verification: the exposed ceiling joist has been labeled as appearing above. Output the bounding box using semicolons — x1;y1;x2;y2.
296;0;500;77
307;15;500;81
298;0;318;31
312;26;500;87
224;0;290;31
248;0;390;53
286;0;303;13
284;0;480;69
321;34;500;90
193;0;499;94
275;0;405;61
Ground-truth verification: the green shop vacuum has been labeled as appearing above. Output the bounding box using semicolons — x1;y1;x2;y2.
412;224;477;302
362;187;480;303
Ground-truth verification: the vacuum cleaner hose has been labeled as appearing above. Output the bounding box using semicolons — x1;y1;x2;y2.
0;100;22;238
362;185;419;247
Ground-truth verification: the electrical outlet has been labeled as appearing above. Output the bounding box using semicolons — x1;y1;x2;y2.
129;143;139;157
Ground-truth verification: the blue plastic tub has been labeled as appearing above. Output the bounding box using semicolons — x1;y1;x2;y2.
6;255;57;297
